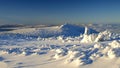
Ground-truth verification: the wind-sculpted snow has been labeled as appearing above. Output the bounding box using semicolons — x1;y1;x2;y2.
0;39;119;67
52;40;120;66
0;24;118;42
81;30;120;43
0;24;119;68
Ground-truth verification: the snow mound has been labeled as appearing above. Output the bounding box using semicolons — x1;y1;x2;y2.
109;40;120;48
106;40;120;59
81;34;98;43
60;23;98;37
81;28;120;43
95;30;112;42
0;24;99;39
33;23;98;37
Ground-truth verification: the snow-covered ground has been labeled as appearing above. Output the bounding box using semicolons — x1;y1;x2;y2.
0;24;120;68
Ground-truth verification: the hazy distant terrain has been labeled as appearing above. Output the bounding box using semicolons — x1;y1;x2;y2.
0;24;120;32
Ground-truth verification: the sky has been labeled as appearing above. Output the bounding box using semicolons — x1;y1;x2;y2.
0;0;120;25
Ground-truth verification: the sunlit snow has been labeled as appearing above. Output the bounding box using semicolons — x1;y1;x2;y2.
0;24;119;68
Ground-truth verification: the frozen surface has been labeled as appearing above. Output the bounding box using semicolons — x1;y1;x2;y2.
0;24;120;68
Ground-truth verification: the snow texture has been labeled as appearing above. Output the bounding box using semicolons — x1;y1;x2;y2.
0;24;119;68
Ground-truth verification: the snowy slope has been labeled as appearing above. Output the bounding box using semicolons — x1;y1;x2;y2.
0;24;98;39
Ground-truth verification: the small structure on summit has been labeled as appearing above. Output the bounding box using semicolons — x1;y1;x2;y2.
81;26;98;43
84;26;90;35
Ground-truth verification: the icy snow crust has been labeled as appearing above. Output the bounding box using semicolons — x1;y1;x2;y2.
0;24;120;68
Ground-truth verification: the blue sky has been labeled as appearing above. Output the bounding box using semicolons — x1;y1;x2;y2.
0;0;120;25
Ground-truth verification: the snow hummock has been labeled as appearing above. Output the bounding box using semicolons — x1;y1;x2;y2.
81;27;119;43
106;40;120;59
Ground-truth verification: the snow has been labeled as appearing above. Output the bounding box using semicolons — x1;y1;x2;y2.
0;24;120;68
